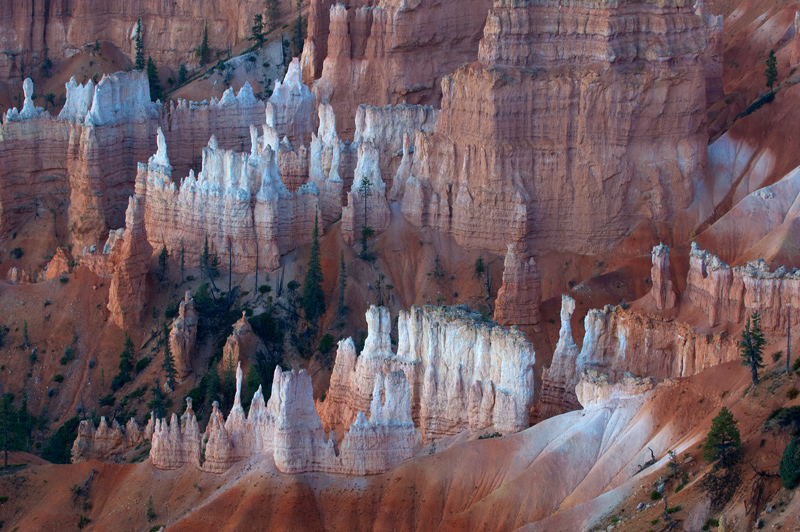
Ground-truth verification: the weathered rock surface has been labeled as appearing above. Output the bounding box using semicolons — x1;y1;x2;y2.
536;295;581;421
685;243;745;327
107;195;152;329
169;292;198;379
401;0;712;256
137;128;318;273
44;247;73;281
151;361;417;475
493;244;542;335
341;141;391;246
650;244;676;311
71;416;144;463
268;59;316;147
320;305;536;439
309;102;345;225
222;312;257;369
575;370;656;409
304;0;492;137
793;12;800;66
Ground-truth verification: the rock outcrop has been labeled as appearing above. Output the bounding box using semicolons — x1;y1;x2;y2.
169;292;198;379
268;59;316;147
222;313;257;369
137;127;318;273
44;248;73;281
107;195;153;329
400;0;712;256
536;295;581;421
71;416;145;463
650;244;677;311
151;361;417;475
320;305;536;439
793;12;800;66
309;102;345;224
303;0;492;136
493;245;542;335
341;141;391;246
575;370;656;409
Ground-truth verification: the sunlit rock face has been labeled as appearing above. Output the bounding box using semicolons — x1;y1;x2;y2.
650;244;676;311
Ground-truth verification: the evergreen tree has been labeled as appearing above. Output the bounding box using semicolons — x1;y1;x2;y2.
135;18;145;70
180;244;185;283
266;0;281;31
302;212;325;322
201;234;210;277
147;379;167;418
765;49;778;91
146;57;163;101
161;322;177;390
337;250;347;317
178;63;188;85
119;332;135;376
781;436;800;489
358;176;374;260
252;13;265;47
158;244;169;282
291;0;304;57
198;22;211;66
740;311;766;384
702;407;742;467
205;364;221;407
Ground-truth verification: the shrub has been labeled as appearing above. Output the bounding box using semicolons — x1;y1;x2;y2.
147;495;156;521
53;374;64;383
773;350;784;363
667;506;682;514
99;394;115;407
789;388;799;400
258;284;271;294
135;356;152;373
59;277;69;284
780;436;800;489
10;247;22;259
317;334;335;355
41;416;80;463
650;490;662;500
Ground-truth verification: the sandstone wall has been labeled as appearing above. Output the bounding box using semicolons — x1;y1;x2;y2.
650;244;676;311
72;416;145;463
303;0;492;137
400;0;712;256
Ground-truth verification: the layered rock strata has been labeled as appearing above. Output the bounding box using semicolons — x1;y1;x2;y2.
687;243;800;332
575;370;656;409
136;128;318;273
650;244;676;311
309;102;345;224
71;416;145;463
150;362;417;475
320;305;536;439
107;196;153;329
169;292;198;379
268;59;316;147
536;295;581;421
341;142;391;246
493;244;543;335
400;0;712;256
303;0;492;136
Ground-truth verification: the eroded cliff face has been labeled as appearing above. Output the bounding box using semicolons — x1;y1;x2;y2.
302;0;492;137
71;416;148;463
107;195;153;329
136;128;318;273
222;312;257;369
341;141;391;246
687;243;800;332
268;59;317;147
650;244;676;311
150;362;417;475
536;295;581;421
400;0;712;257
493;244;543;335
320;305;536;439
0;0;261;85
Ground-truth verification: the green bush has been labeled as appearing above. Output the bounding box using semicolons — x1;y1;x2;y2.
780;436;800;489
258;284;271;294
650;490;662;500
789;388;800;400
41;416;80;463
317;334;335;355
53;374;64;383
10;247;22;259
135;356;152;373
99;394;115;407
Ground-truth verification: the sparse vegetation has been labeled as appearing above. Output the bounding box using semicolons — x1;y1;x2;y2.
146;495;156;521
198;22;211;66
135;19;144;70
146;57;163;101
53;374;64;383
703;407;742;466
765;49;778;90
740;312;765;384
301;213;325;322
780;436;800;489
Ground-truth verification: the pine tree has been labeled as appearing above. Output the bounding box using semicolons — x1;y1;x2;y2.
266;0;281;31
119;332;135;376
358;176;374;260
302;212;325;322
765;49;778;91
161;322;177;390
291;0;304;57
178;64;188;85
158;245;168;282
180;244;185;283
252;13;265;47
780;436;800;489
198;22;211;66
740;311;766;384
702;407;742;467
146;57;163;101
337;250;347;317
200;234;210;277
135;18;145;70
147;379;167;418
